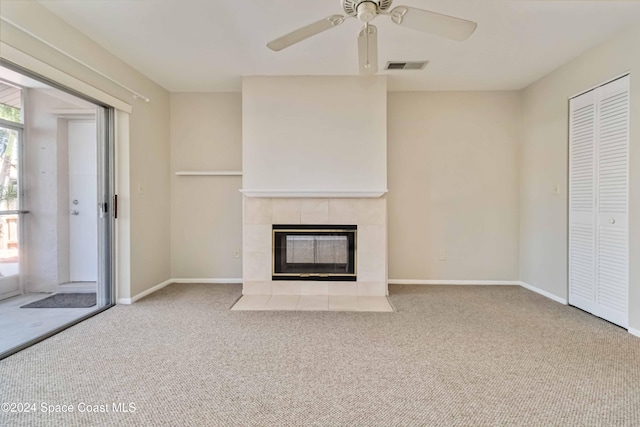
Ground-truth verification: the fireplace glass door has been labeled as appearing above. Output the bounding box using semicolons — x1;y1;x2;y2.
273;225;356;281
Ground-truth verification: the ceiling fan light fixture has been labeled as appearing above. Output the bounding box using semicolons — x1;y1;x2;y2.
343;0;393;16
357;2;378;23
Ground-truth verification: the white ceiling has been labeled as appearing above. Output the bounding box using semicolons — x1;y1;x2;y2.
38;0;640;92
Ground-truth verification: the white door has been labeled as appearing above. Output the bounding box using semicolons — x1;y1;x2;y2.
569;89;597;314
68;120;97;282
569;75;629;328
595;77;629;328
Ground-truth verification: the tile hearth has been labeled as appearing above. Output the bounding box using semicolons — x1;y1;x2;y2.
231;295;394;312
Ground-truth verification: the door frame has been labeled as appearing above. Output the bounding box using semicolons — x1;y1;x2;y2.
96;106;115;307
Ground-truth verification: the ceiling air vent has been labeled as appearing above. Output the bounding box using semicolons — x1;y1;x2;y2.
385;61;429;70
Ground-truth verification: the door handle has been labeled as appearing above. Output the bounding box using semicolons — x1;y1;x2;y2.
610;218;616;225
70;210;79;216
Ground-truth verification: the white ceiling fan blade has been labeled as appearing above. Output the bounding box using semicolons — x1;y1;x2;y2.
267;15;346;51
358;25;378;75
389;6;477;41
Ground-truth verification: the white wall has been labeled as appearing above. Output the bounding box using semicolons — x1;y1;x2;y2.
1;1;171;299
170;93;242;279
177;91;554;292
520;22;640;330
242;76;387;193
171;89;521;284
388;91;521;281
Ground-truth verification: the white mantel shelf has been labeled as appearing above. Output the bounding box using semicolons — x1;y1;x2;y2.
240;189;388;198
175;171;242;176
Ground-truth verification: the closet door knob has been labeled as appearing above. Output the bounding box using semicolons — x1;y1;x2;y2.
610;218;616;225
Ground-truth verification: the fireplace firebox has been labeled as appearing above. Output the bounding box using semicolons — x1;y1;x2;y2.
272;225;356;281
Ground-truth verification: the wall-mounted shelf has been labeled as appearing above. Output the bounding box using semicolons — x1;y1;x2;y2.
175;171;242;176
240;189;388;198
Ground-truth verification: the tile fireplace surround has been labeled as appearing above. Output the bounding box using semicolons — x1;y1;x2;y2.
243;197;388;296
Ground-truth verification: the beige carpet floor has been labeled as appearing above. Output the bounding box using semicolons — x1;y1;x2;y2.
1;283;639;426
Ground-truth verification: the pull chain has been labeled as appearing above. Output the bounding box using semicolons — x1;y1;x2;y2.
365;23;370;69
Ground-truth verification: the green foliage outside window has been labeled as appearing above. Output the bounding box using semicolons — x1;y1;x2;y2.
0;104;20;123
0;181;17;201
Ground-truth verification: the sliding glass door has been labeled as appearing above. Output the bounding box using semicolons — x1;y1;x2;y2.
0;63;115;359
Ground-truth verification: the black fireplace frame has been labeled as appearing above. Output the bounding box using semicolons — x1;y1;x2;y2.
272;224;357;281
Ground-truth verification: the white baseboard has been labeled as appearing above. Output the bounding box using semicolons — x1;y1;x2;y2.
117;278;243;304
388;279;568;305
518;281;567;305
388;279;520;286
119;278;569;307
628;328;640;338
117;279;173;305
171;278;243;284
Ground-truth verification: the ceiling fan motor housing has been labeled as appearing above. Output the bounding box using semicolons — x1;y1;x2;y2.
342;0;393;16
358;2;378;22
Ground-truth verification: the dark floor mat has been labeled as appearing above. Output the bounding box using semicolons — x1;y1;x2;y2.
21;293;96;308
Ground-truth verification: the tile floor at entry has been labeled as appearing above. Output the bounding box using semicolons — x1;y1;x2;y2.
0;293;98;355
232;295;394;312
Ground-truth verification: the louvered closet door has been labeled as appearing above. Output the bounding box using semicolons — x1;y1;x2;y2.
569;75;629;328
569;89;597;313
595;76;629;328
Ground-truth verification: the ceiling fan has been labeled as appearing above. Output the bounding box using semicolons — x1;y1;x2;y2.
266;0;478;75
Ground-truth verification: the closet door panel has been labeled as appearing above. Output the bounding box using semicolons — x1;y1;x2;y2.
596;76;629;328
569;90;597;313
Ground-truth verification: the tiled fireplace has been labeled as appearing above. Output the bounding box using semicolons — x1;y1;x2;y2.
243;197;388;296
241;76;388;299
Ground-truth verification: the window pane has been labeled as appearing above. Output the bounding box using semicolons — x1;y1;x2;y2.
0;82;22;123
0;126;19;279
0;127;19;211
